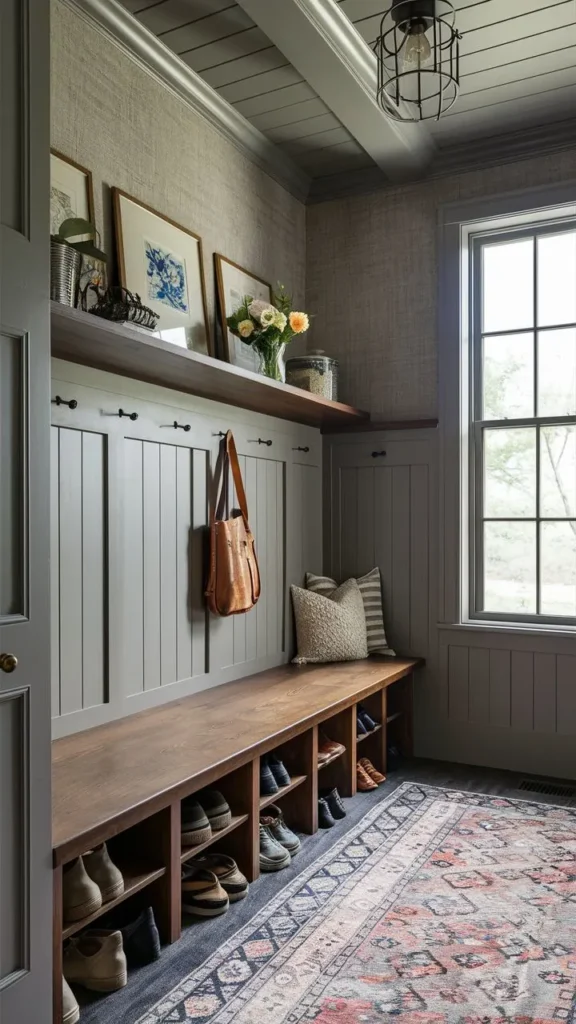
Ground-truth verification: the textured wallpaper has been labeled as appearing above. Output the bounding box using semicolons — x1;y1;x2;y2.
50;0;306;350
307;150;576;420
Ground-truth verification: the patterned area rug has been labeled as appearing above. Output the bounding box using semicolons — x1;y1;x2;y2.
138;783;576;1023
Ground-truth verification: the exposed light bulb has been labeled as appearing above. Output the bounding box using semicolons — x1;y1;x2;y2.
403;22;432;68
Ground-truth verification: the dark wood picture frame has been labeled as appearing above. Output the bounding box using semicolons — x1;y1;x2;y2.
112;187;213;357
50;148;96;229
214;253;272;368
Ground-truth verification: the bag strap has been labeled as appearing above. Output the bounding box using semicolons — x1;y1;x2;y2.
225;430;249;522
211;430;249;525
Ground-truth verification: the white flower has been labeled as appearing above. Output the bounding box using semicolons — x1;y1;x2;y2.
248;299;276;323
273;310;287;331
238;319;254;339
260;308;277;327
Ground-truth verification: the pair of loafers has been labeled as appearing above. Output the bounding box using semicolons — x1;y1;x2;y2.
319;787;346;828
357;704;378;735
181;789;232;846
260;754;291;795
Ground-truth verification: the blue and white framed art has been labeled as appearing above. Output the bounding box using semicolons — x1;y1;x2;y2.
112;188;211;355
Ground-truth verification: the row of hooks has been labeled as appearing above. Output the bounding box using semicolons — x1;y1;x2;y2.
52;405;313;452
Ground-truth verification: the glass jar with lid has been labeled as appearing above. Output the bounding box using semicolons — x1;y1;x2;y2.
285;350;339;401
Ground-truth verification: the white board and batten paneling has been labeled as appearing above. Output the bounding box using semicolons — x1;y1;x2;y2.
50;358;322;738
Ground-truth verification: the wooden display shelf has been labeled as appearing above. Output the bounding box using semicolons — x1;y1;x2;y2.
357;723;383;743
62;863;166;940
180;813;249;864
50;303;369;431
260;775;307;810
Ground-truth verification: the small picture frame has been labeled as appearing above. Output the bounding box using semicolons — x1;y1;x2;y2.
50;150;95;235
214;254;272;374
113;188;212;355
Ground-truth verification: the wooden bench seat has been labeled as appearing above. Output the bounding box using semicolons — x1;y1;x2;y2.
52;656;420;1024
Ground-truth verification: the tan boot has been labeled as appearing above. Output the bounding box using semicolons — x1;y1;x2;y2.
358;757;386;785
63;929;127;993
63;857;102;923
84;843;124;903
63;977;80;1024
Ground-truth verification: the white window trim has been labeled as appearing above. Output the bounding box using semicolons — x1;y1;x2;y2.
438;181;576;637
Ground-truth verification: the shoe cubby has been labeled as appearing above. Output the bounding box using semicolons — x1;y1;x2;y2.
180;761;256;882
318;706;356;797
356;690;387;775
385;675;414;760
260;730;318;835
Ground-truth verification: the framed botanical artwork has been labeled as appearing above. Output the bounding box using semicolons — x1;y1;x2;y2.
50;150;95;235
214;254;272;374
113;188;212;355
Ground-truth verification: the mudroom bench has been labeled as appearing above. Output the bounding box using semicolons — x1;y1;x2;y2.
52;657;420;1022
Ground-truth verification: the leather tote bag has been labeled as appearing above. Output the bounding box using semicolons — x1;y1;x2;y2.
205;430;261;616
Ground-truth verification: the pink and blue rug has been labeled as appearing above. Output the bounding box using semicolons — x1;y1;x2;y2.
138;783;576;1024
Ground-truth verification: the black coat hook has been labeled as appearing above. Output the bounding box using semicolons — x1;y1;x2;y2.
118;408;138;421
213;431;226;437
248;438;272;446
292;446;310;453
371;450;387;458
173;421;191;432
52;396;78;409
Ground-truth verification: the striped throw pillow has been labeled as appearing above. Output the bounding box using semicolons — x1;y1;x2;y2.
305;568;395;657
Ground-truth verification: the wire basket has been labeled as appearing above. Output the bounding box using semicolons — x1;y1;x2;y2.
84;286;159;331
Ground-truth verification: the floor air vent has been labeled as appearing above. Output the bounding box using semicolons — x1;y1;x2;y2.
517;779;576;801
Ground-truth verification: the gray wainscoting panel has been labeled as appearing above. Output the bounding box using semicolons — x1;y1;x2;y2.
0;689;27;983
50;360;321;736
50;426;106;717
327;433;436;659
123;439;209;695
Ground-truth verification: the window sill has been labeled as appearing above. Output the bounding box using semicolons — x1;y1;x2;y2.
438;621;576;641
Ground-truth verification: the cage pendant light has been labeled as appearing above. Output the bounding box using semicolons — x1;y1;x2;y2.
374;0;461;122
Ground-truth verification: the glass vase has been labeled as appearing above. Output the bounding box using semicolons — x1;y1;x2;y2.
256;340;286;382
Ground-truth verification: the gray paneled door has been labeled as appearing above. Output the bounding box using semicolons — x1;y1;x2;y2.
0;0;52;1020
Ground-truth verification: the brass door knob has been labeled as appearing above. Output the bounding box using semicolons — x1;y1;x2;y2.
0;653;18;673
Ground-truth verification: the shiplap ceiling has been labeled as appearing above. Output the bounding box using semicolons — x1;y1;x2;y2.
119;0;576;193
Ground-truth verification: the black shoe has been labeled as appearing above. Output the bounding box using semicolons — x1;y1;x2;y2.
318;797;336;829
260;755;279;796
268;754;291;788
357;715;368;735
321;786;346;820
113;907;161;967
358;705;377;731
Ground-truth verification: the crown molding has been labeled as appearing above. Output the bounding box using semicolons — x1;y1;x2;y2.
308;118;576;204
60;0;311;204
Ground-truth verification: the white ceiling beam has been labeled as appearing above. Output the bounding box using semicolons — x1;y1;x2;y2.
235;0;434;181
62;0;311;203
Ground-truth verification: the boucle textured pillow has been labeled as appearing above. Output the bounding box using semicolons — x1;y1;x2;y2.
291;578;368;664
305;567;395;656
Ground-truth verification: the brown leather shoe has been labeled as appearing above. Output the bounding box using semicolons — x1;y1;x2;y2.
356;763;378;791
318;733;345;764
359;757;386;785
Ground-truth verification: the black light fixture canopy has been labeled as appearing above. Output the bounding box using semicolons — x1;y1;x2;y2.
374;0;461;123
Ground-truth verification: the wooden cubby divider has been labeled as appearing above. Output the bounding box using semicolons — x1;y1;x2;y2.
52;659;419;1024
